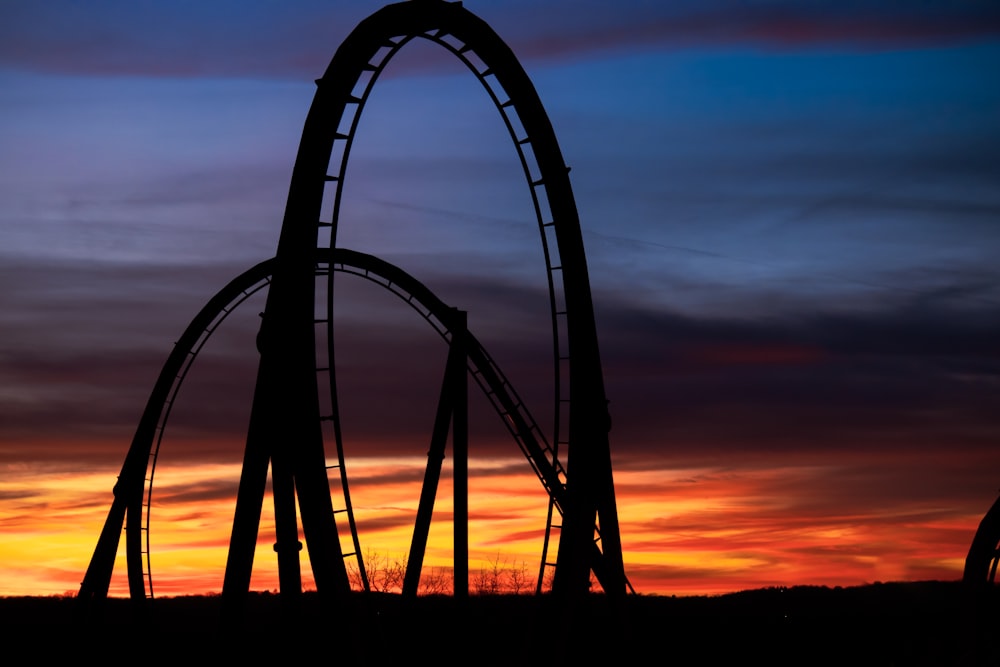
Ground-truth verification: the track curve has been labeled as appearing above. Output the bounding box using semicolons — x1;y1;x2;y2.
80;248;624;601
284;0;624;597
81;0;627;604
965;493;1000;585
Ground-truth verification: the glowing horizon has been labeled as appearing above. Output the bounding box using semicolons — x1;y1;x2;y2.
1;1;998;600
0;447;982;598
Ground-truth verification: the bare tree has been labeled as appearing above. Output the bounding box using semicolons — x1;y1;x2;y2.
418;566;452;596
471;553;532;595
348;548;407;593
508;559;529;595
474;553;505;595
348;550;534;595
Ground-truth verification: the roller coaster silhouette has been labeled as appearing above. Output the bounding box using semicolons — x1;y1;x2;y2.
79;0;630;613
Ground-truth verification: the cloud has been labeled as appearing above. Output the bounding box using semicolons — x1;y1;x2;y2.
3;251;998;471
492;2;1000;70
614;456;988;592
593;279;1000;458
155;478;241;505
2;2;998;80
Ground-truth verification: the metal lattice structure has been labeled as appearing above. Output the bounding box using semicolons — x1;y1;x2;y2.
79;0;628;612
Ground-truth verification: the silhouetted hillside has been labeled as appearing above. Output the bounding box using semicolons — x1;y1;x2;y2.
4;581;996;665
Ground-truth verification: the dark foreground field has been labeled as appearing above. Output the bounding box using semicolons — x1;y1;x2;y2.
3;582;997;665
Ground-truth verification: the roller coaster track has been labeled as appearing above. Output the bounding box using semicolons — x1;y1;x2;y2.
965;493;1000;586
80;0;627;606
79;248;626;600
313;5;578;589
287;0;624;598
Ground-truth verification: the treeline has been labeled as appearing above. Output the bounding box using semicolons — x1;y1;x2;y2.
347;549;538;595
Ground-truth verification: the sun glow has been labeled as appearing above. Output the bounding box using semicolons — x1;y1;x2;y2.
0;442;982;598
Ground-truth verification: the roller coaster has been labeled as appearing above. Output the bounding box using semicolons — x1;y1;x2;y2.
80;0;628;610
966;494;1000;586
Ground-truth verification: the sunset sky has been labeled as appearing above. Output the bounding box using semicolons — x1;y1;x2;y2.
1;1;999;598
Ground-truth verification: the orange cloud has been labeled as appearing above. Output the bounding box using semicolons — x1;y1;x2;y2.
1;441;987;598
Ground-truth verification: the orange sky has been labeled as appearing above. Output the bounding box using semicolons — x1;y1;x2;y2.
0;441;983;598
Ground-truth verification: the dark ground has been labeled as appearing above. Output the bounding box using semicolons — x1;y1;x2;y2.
4;581;997;665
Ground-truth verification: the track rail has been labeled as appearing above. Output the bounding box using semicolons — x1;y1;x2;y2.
287;0;624;596
80;0;628;604
314;18;573;585
81;248;626;600
965;493;1000;585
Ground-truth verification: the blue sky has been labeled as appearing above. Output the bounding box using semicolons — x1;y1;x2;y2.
1;1;999;595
